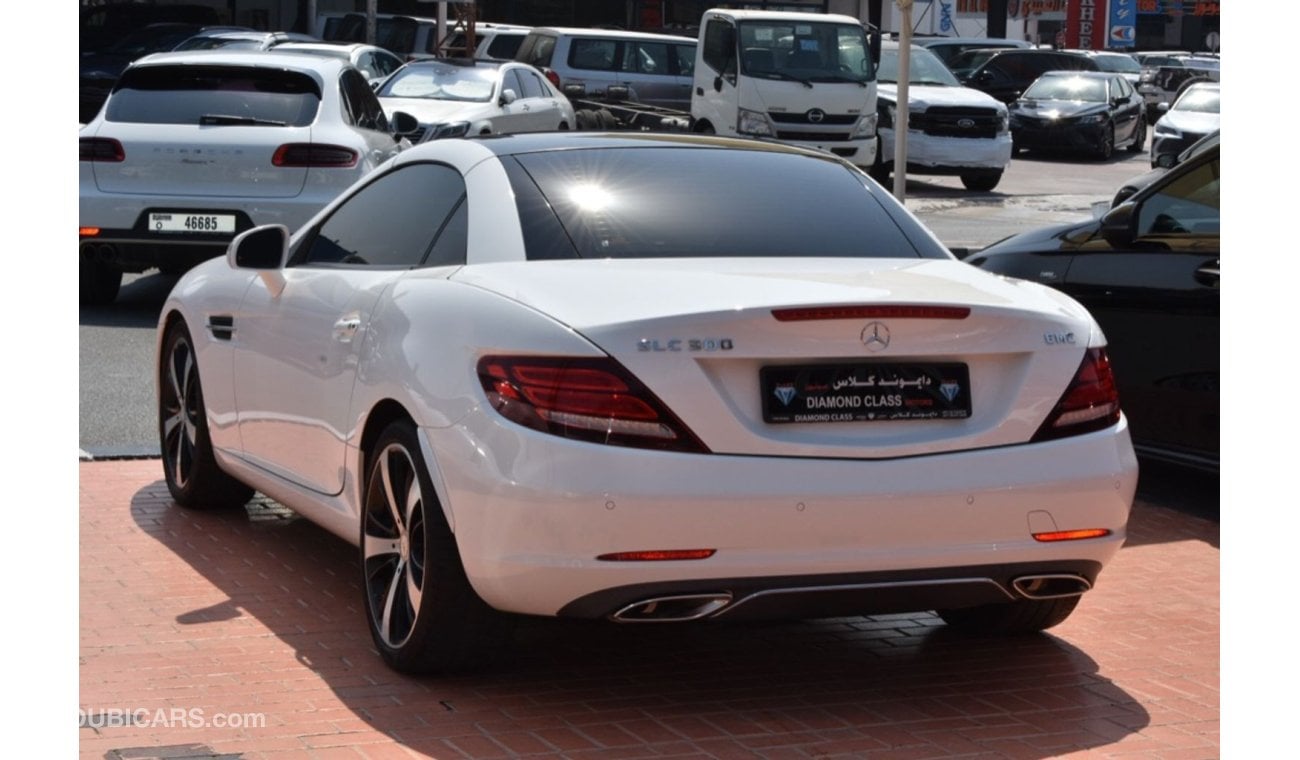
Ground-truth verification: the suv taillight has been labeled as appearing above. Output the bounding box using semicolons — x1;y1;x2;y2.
477;356;709;453
542;67;561;89
80;137;124;162
272;143;359;168
1032;347;1122;442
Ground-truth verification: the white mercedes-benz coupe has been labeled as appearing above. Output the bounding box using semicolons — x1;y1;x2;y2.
156;132;1138;674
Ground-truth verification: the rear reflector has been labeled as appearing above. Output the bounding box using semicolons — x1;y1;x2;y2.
79;137;124;162
272;143;359;168
1032;529;1111;542
478;356;709;453
773;305;971;322
1032;346;1122;441
597;549;716;561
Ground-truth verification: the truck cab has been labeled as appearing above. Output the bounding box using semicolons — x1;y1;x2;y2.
691;9;878;170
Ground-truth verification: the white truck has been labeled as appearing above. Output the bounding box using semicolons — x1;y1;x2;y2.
564;8;879;171
871;41;1012;192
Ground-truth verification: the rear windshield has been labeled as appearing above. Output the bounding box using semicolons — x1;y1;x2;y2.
507;147;935;261
106;65;321;126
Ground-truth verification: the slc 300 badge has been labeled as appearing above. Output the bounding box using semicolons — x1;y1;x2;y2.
637;338;734;352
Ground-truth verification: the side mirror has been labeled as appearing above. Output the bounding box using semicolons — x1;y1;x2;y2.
228;224;290;297
868;26;882;65
1154;152;1178;169
390;110;419;138
499;89;517;106
1098;203;1138;248
1157;102;1170;113
713;75;723;92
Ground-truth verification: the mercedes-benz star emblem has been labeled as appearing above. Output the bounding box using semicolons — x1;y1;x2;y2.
807;108;826;123
861;322;891;352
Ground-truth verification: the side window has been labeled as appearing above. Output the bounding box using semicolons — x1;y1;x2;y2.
502;69;525;98
625;42;669;75
487;34;525;60
301;164;467;267
569;38;618;71
517;69;546;98
425;198;468;267
673;44;696;76
1137;157;1220;238
702;20;735;76
341;69;387;131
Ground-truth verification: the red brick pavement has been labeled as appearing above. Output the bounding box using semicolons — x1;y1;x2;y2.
80;459;1219;760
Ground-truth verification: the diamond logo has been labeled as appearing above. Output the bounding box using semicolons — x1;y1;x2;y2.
774;385;797;406
939;382;960;402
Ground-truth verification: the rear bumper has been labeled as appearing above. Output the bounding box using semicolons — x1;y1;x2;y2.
424;414;1138;619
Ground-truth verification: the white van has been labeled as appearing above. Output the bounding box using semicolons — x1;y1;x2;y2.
690;9;878;169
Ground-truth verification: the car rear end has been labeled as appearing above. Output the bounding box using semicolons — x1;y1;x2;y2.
411;142;1138;623
79;54;371;278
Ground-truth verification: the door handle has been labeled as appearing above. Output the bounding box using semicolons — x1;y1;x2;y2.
696;86;704;96
333;315;361;343
1194;260;1220;286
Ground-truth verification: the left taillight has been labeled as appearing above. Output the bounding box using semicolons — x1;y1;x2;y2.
477;356;709;453
1032;346;1122;442
80;137;124;162
271;143;359;168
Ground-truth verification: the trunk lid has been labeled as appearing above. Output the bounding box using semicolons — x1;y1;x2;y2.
454;258;1101;458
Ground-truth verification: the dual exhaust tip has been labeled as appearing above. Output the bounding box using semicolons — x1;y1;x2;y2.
608;574;1092;623
80;243;117;265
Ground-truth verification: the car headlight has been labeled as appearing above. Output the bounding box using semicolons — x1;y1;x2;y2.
852;111;878;138
737;108;775;137
1154;121;1181;138
997;110;1009;133
429;121;472;139
1075;113;1106;124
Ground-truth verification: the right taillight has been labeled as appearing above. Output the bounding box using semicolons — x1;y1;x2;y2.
80;137;124;162
1032;346;1121;442
272;143;359;168
542;67;561;89
477;356;709;453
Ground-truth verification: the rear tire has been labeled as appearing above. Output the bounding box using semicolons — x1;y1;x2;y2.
158;321;255;510
938;596;1080;635
80;259;122;307
960;171;1002;192
361;420;511;674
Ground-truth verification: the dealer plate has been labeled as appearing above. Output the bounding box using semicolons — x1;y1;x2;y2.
149;212;235;234
761;362;971;424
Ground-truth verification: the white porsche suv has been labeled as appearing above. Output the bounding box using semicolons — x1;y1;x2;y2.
79;50;411;306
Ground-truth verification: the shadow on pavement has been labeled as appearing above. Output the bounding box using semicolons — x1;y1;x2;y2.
130;478;1152;757
79;272;178;329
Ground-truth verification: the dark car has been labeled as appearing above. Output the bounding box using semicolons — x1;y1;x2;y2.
79;22;216;123
80;2;219;53
966;141;1219;472
956;49;1098;104
1009;71;1146;159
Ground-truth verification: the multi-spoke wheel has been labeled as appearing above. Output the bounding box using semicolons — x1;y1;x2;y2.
158;322;253;509
361;420;509;673
1094;123;1115;161
1126;118;1146;153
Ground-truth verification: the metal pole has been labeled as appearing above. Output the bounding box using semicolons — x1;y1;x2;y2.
893;1;913;201
366;0;377;46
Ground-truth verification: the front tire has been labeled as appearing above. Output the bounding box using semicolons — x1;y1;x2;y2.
1094;124;1115;161
938;596;1080;635
361;420;509;673
960;171;1002;192
158;322;254;509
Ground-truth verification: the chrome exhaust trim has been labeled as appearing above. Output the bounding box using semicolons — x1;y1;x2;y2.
610;593;733;623
1012;574;1092;600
